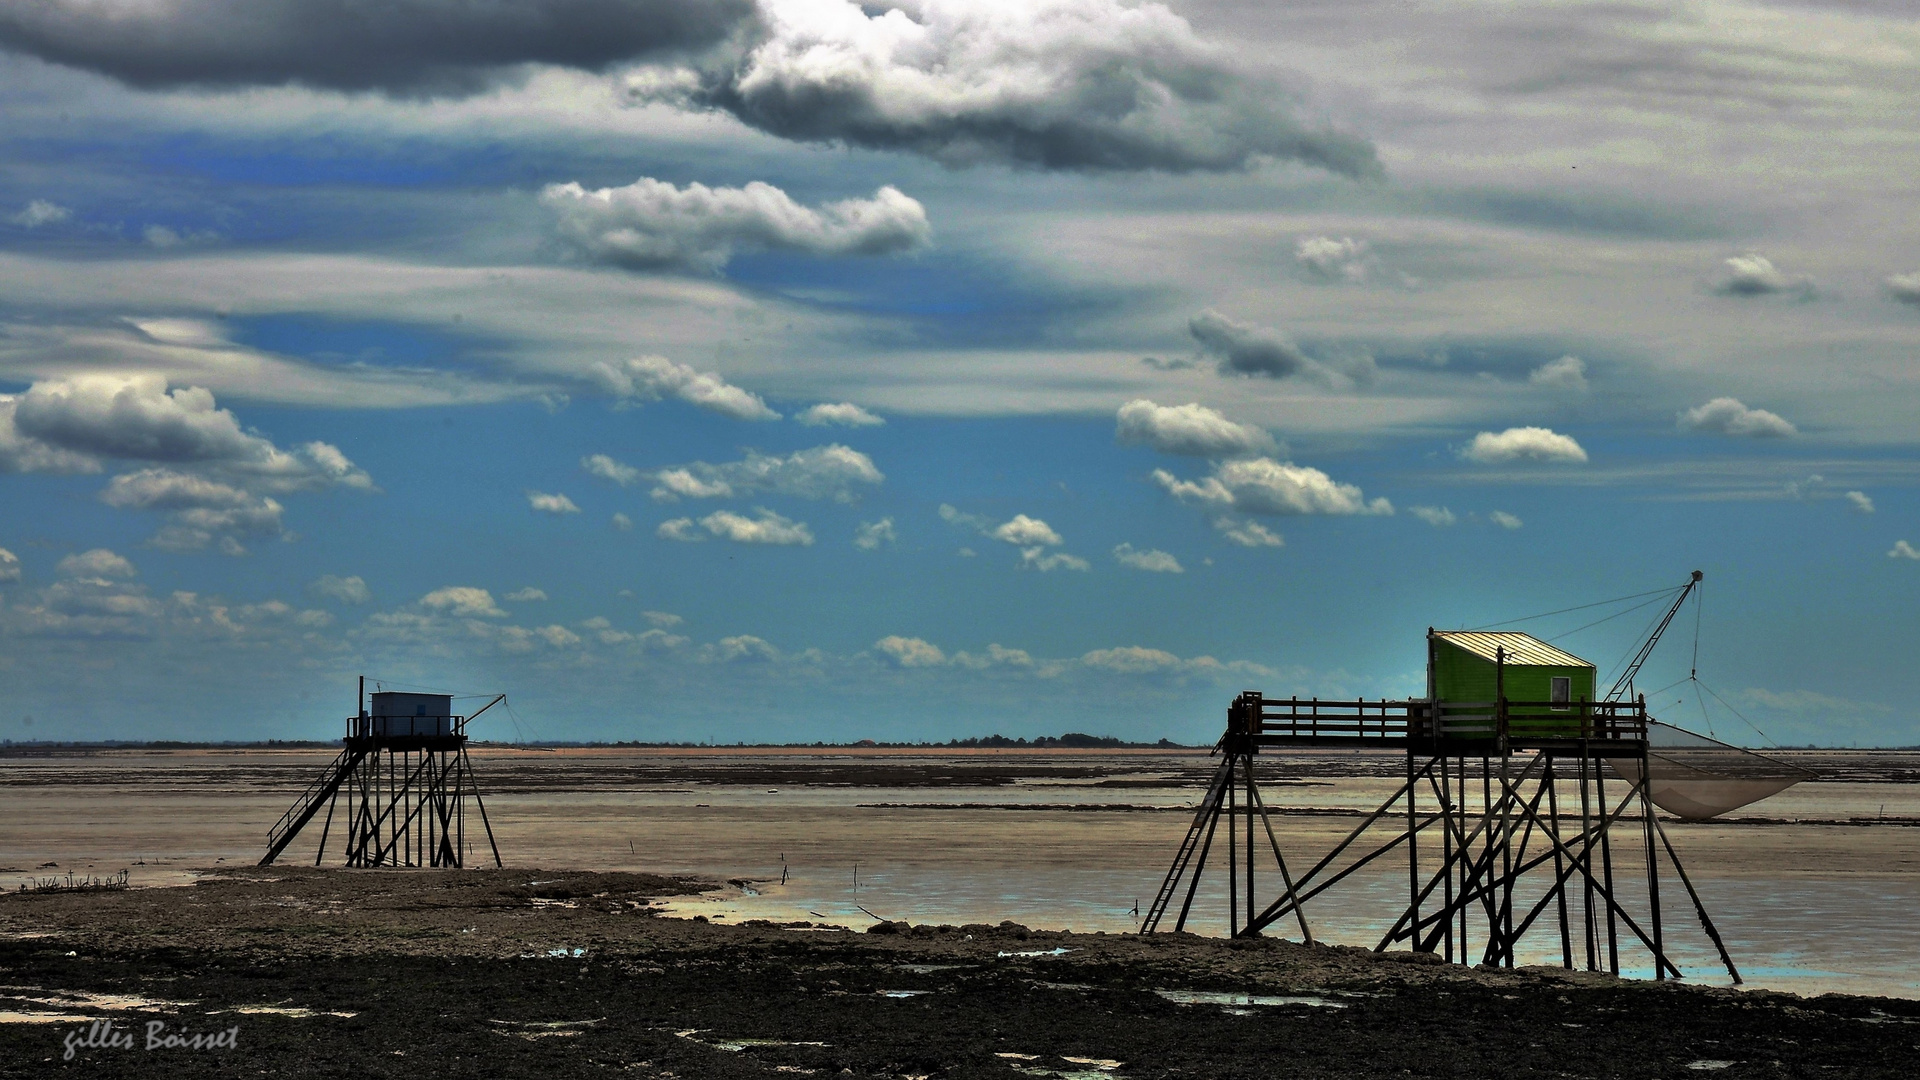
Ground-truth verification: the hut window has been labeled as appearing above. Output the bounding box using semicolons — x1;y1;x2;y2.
1550;677;1571;711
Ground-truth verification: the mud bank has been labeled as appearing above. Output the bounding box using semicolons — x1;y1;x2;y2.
2;868;1916;1078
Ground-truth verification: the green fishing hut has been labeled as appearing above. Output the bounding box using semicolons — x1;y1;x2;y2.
1427;630;1597;737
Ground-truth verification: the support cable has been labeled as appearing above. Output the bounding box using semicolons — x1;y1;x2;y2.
1467;586;1683;631
1543;591;1685;645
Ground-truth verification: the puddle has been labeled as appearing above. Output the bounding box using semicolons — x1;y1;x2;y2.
999;1051;1124;1078
876;990;930;998
675;1029;829;1052
997;948;1074;958
219;1004;358;1019
0;987;197;1013
1152;989;1347;1009
896;963;969;974
487;1018;603;1041
0;1011;90;1024
1686;1062;1736;1072
517;948;589;958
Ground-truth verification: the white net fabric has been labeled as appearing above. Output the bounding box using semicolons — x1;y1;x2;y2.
1609;720;1816;819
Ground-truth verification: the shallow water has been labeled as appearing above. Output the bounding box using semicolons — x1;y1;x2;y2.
2;747;1916;999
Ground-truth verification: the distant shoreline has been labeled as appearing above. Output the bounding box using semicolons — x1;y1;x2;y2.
4;738;1917;753
0;736;1200;753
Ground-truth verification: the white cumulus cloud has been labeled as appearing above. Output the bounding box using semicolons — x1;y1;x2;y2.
1461;427;1588;465
9;199;71;228
419;586;506;618
854;517;896;550
1216;519;1283;547
1409;506;1456;527
1295;236;1368;282
1678;398;1797;439
528;491;581;514
1113;543;1182;573
582;453;642;485
1021;548;1091;572
543;177;931;272
1529;355;1588;392
1845;491;1874;514
875;634;946;667
657;517;704;542
56;548;137;580
0;547;19;582
308;575;371;605
798;402;885;427
1891;540;1920;561
649;445;883;503
698;508;815;546
1153;458;1391;516
9;374;371;490
992;514;1063;547
1114;399;1275;458
1489;511;1523;530
505;587;549;601
98;469;290;554
1714;253;1813;297
589;355;779;421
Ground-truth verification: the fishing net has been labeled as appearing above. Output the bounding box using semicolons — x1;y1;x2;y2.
1609;720;1817;819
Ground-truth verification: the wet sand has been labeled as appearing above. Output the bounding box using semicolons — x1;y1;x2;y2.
3;746;1918;1001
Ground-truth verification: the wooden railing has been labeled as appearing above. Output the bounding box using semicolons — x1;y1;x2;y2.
1228;693;1647;746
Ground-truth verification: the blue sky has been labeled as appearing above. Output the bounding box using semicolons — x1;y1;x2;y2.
0;0;1916;746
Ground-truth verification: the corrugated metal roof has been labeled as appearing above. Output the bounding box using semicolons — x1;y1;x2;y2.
1432;631;1593;669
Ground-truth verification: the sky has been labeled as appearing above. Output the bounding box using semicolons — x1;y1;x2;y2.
0;0;1916;747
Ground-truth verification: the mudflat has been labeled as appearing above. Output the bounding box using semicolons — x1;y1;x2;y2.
4;866;1920;1079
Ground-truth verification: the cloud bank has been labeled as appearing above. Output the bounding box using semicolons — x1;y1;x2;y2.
0;0;755;94
632;0;1379;175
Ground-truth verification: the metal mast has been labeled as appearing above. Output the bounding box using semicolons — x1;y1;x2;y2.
1603;571;1702;703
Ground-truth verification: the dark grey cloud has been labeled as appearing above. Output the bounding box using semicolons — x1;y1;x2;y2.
1713;253;1815;298
1188;308;1315;379
0;0;755;94
1884;272;1920;307
632;0;1379;176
